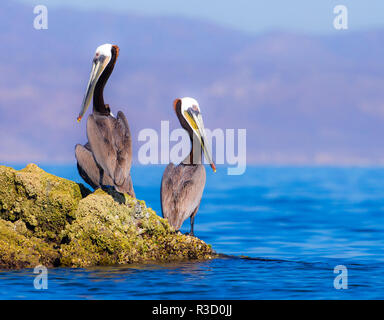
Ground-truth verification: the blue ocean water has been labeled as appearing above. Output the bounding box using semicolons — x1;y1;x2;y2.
1;164;384;299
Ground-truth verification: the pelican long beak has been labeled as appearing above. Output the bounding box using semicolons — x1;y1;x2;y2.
185;109;216;172
77;55;110;122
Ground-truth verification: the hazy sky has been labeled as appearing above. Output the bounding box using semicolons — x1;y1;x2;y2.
19;0;384;34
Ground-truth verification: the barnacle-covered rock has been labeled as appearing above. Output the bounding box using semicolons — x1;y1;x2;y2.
0;164;215;269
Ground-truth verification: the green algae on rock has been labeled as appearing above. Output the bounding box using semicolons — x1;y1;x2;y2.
0;164;215;269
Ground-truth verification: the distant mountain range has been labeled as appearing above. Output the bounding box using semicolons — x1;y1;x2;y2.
1;0;384;165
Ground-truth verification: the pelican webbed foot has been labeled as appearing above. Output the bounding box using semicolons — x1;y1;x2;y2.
184;231;195;237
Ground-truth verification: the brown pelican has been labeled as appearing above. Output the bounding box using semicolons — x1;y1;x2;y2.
161;97;216;236
75;44;135;197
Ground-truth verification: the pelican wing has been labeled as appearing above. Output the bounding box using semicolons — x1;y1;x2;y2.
75;143;114;188
75;143;100;189
113;111;132;186
87;114;116;180
161;164;206;230
87;111;132;187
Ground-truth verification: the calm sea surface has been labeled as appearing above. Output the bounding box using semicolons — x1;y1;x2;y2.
1;164;384;299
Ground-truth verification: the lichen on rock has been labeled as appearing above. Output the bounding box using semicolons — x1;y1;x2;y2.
0;164;215;269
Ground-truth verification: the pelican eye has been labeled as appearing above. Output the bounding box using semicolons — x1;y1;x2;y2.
188;107;200;116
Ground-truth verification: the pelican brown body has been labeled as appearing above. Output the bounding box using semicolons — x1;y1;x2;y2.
75;44;134;197
161;98;216;236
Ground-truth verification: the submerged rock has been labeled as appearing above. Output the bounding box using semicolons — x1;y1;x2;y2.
0;164;215;269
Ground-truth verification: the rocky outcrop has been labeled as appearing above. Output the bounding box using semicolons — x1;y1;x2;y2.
0;164;215;269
